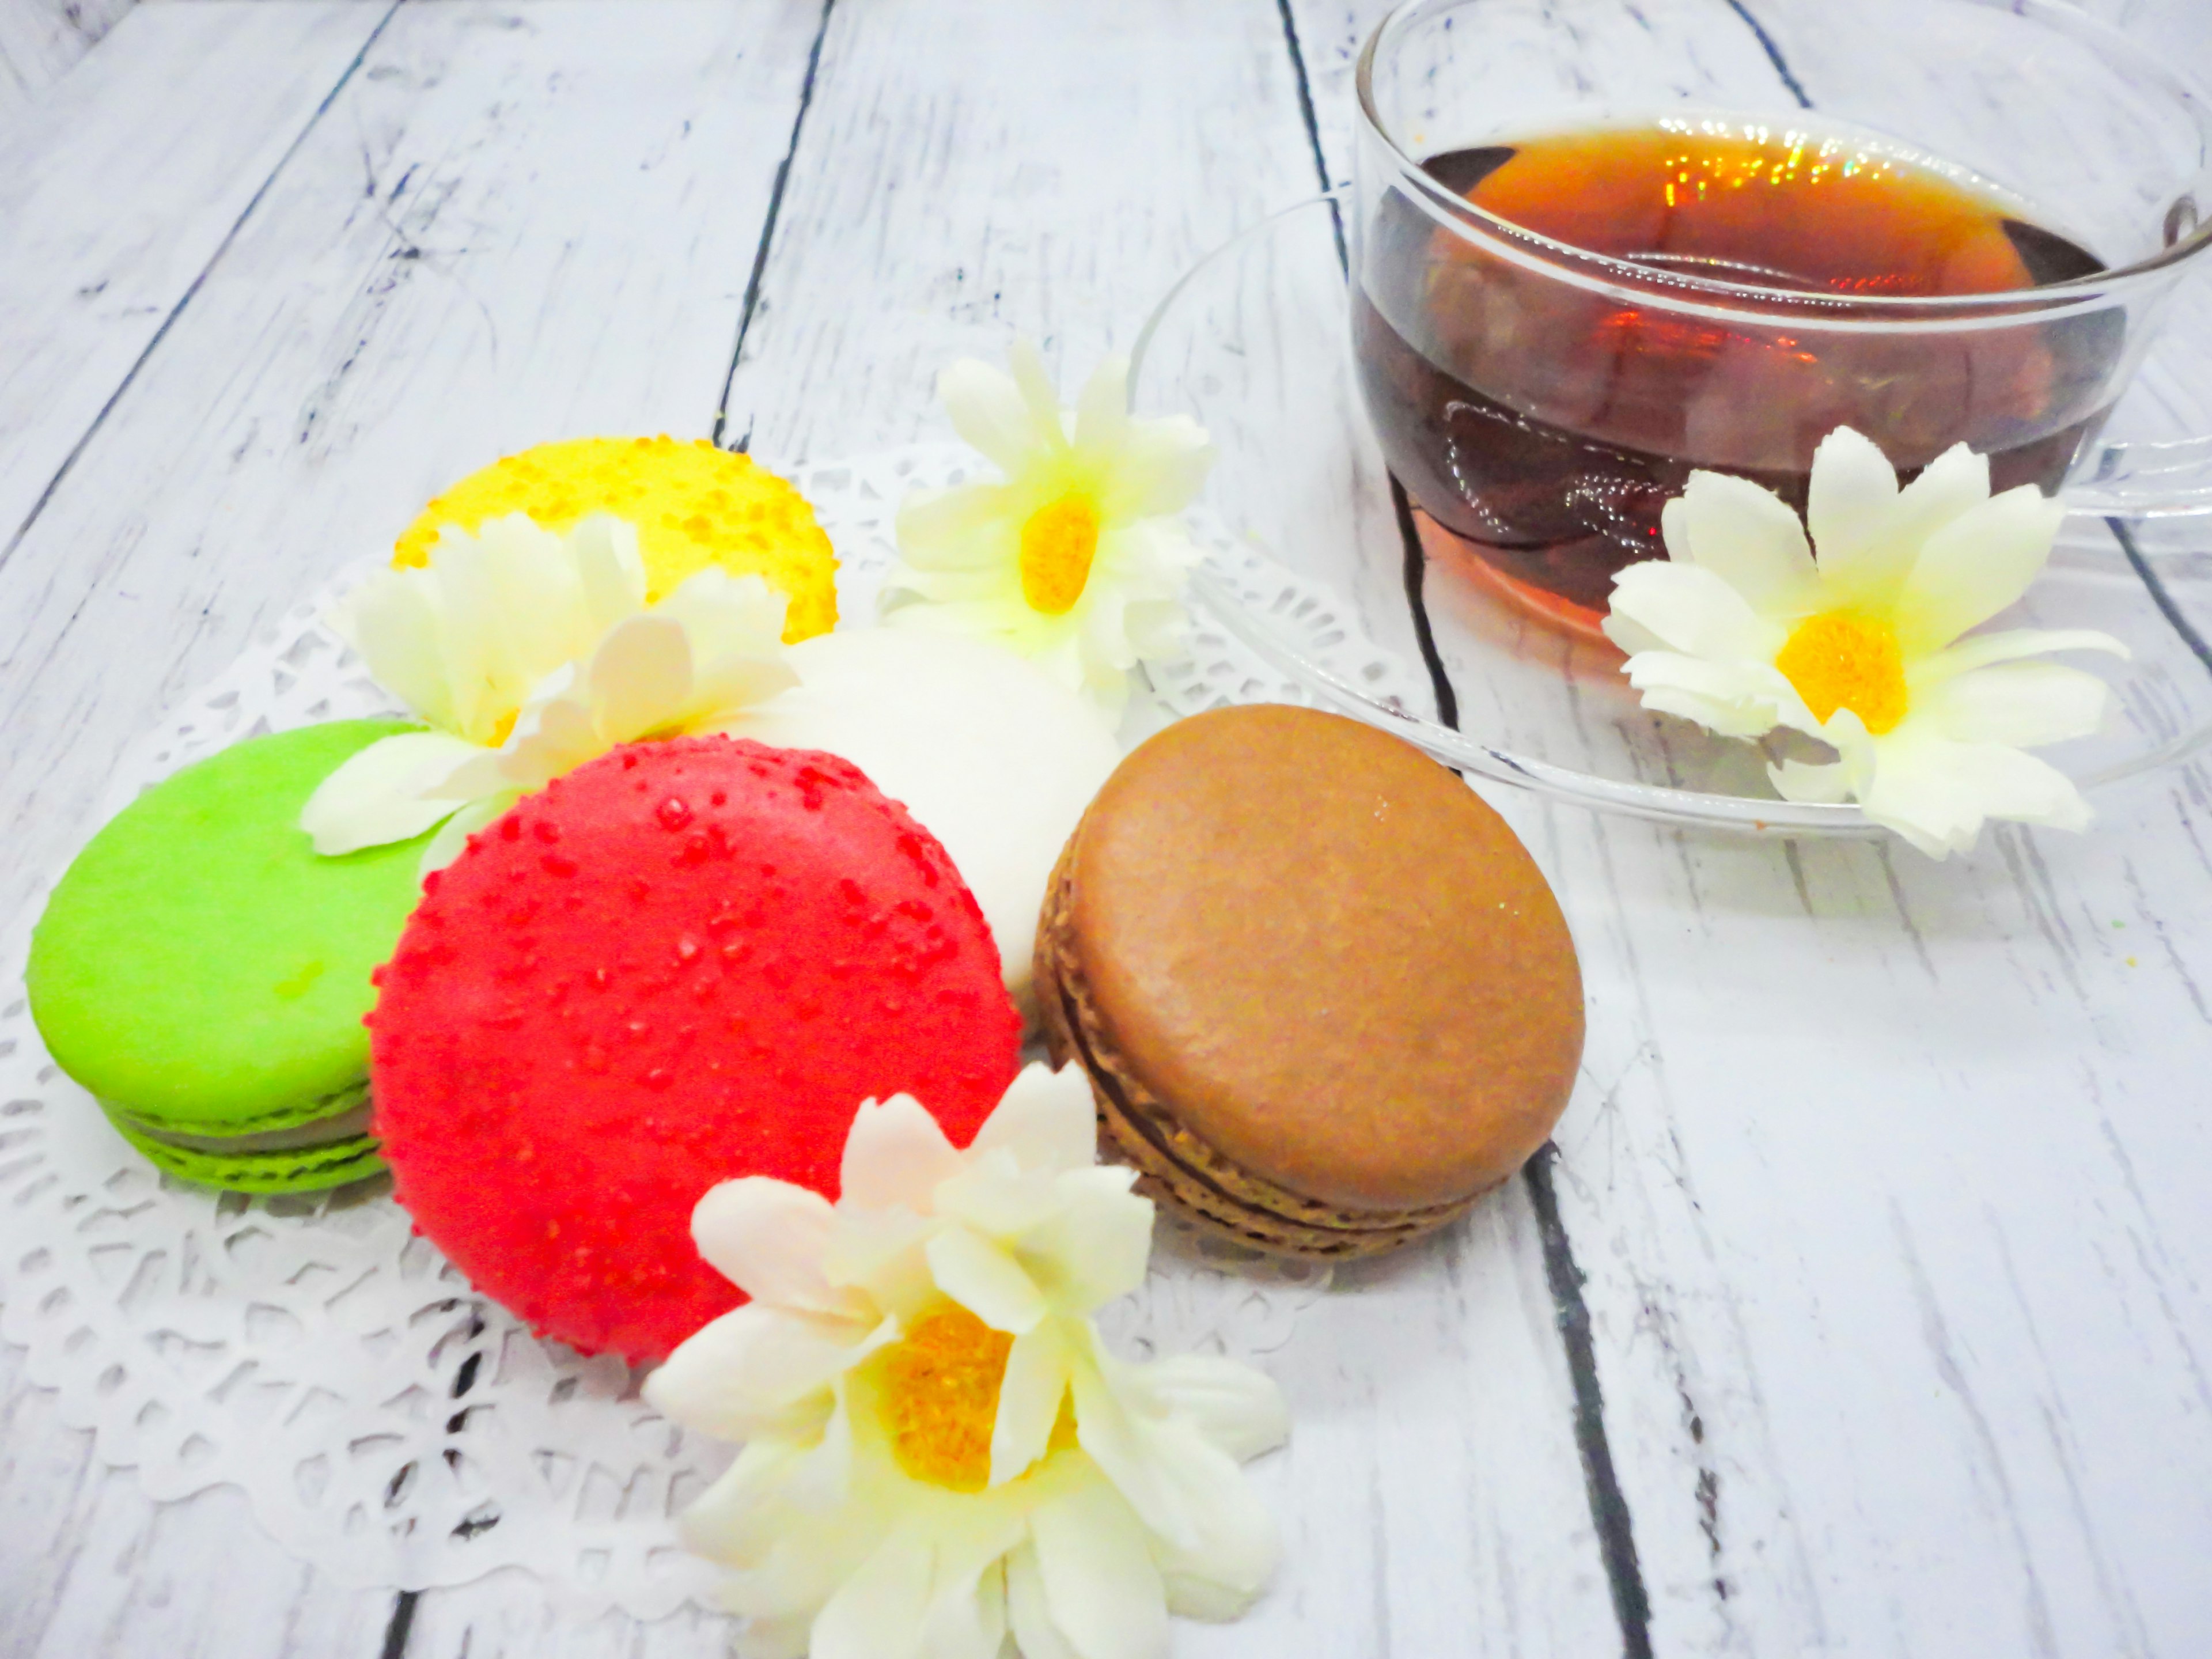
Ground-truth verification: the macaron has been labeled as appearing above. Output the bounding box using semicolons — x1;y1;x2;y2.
1035;703;1584;1259
26;720;435;1193
718;627;1122;1016
368;734;1023;1362
393;435;839;641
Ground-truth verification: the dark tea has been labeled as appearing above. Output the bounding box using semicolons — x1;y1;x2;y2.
1355;119;2118;620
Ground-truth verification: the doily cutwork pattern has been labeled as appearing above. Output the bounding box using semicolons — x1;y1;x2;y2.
0;445;1401;1615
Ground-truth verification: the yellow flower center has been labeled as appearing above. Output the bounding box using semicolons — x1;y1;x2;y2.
1774;611;1909;735
1018;494;1101;616
880;1303;1013;1491
876;1302;1078;1493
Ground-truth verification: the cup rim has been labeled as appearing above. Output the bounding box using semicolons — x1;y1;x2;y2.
1355;0;2212;313
1127;192;2212;834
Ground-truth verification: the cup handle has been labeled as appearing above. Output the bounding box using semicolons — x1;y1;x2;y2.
2065;435;2212;518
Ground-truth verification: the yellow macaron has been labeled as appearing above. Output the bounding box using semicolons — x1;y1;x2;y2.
394;435;837;642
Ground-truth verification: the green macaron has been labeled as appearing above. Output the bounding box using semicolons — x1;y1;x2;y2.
28;719;435;1194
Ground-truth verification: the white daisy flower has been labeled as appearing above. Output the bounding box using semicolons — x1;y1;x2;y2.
884;343;1213;714
643;1063;1289;1659
1603;427;2128;857
301;513;794;872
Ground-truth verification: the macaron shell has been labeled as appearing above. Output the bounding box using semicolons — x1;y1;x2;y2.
26;719;434;1134
719;627;1122;1011
1036;843;1471;1259
112;1119;388;1195
369;735;1022;1362
1035;858;1468;1256
392;437;838;640
1058;703;1584;1214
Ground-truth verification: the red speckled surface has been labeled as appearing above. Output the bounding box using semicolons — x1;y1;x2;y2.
369;736;1021;1362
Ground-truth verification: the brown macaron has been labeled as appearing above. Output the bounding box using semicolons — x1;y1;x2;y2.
1035;703;1583;1260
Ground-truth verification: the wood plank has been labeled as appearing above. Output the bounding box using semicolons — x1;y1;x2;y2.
0;0;395;550
0;0;824;940
0;3;826;1652
662;5;1620;1658
1288;1;2212;1653
0;0;136;132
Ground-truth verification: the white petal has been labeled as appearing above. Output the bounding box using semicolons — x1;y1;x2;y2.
1071;355;1131;454
927;1225;1049;1335
935;1153;1067;1240
1150;1440;1280;1621
1020;1171;1153;1313
1083;1350;1282;1620
1620;651;1797;739
1029;1480;1171;1659
1606;561;1788;662
330;576;455;730
588;612;695;744
1804;707;1880;797
442;517;576;736
1915;661;2113;748
942;358;1052;475
893;484;1024;574
665;571;798;715
298;730;483;854
693;1178;871;1316
1007;340;1070;445
677;1437;806;1567
484;673;601;794
1914;626;2131;684
777;1373;860;1512
1768;757;1853;805
1804;425;1902;574
1860;727;2092;857
1886;440;1992;548
1895;484;2067;654
569;513;647;627
812;1529;933;1659
842;1094;965;1210
991;1321;1077;1486
1006;1541;1084;1659
1069;1351;1187;1549
821;1204;941;1317
643;1305;887;1440
1103;416;1213;520
1666;468;1817;615
1599;608;1669;657
417;792;513;876
1134;1355;1289;1464
921;1518;1021;1659
969;1063;1099;1175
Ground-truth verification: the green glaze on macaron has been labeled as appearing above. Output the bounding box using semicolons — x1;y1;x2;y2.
28;719;434;1194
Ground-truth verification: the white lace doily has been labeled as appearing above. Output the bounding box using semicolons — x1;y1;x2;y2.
0;446;1420;1616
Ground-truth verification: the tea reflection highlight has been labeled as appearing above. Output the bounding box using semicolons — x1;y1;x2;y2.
1356;116;2116;623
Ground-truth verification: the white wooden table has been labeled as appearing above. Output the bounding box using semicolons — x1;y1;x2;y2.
4;2;2210;1654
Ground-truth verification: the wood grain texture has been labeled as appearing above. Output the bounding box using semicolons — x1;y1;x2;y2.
1290;2;2212;1653
0;0;136;131
418;0;1618;1647
4;0;2210;1654
0;0;394;551
721;0;1324;459
0;0;825;944
0;1;825;1649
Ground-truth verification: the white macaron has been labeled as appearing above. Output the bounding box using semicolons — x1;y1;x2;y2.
719;627;1122;1015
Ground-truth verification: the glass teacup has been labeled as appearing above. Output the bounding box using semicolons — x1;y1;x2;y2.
1354;0;2212;635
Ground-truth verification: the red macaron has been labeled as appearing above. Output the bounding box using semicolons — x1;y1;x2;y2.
368;736;1022;1361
